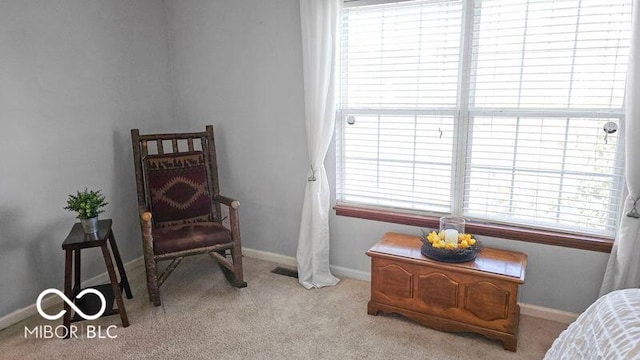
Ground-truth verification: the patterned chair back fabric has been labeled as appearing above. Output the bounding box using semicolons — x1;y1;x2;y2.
144;151;213;228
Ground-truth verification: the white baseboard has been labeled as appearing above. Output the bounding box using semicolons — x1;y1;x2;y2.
242;248;297;267
0;256;144;332
329;264;371;282
243;247;579;325
0;291;62;332
520;303;578;324
241;247;370;281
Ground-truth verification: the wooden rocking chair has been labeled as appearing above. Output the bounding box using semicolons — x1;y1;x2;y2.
131;125;246;306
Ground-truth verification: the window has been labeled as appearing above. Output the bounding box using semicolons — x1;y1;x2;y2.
337;0;631;238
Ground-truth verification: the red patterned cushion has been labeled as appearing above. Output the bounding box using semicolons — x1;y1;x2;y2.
152;222;231;255
145;152;212;225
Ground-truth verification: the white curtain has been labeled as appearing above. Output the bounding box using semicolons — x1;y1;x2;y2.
600;0;640;296
296;0;341;289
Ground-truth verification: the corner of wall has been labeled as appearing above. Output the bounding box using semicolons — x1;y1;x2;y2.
161;0;179;126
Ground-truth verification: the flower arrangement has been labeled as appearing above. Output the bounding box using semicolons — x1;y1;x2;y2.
425;230;477;249
420;229;480;263
64;189;108;219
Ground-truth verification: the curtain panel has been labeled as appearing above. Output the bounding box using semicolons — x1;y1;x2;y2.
600;0;640;295
296;0;341;289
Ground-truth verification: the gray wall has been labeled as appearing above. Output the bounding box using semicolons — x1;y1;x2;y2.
0;0;175;317
164;0;309;256
164;0;611;314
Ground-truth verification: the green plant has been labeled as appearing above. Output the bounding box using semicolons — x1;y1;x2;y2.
64;189;108;219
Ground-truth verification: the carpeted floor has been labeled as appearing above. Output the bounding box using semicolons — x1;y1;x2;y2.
0;256;567;359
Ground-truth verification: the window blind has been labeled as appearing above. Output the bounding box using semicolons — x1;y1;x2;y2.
470;0;630;109
464;0;630;235
338;0;631;237
340;0;464;109
338;0;463;213
340;113;456;212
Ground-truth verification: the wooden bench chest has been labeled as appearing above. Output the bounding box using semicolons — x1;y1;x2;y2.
367;232;527;351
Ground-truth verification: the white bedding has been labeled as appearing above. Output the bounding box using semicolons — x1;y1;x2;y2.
545;289;640;360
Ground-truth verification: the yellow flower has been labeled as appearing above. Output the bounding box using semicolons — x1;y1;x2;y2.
468;238;476;246
445;243;456;250
460;240;469;248
427;231;439;244
438;231;445;241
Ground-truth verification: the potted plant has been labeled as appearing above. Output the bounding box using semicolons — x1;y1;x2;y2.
64;189;108;234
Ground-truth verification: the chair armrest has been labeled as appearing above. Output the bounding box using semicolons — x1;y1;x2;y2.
138;208;153;244
214;195;241;240
214;194;240;209
140;211;153;223
138;206;153;224
137;208;156;266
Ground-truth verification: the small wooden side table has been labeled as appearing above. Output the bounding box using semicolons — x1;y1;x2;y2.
62;219;132;337
367;232;527;351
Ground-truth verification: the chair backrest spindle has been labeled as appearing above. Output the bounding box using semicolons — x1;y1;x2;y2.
141;140;148;157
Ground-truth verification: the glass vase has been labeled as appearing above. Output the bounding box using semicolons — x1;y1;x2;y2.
439;216;465;243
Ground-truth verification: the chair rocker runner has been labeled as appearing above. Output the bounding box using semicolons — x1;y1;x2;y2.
131;125;246;306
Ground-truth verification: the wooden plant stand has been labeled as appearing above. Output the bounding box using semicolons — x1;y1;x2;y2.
367;232;527;351
62;219;132;338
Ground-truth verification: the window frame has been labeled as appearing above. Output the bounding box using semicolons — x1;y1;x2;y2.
335;0;626;252
334;203;614;252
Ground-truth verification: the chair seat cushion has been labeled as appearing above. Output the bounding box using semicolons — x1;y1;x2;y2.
152;222;231;255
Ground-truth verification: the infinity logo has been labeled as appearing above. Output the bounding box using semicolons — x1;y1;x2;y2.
36;288;106;321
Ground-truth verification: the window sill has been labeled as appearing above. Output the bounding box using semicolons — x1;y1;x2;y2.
334;204;614;253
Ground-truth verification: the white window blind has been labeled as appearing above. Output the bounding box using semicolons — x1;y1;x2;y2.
341;0;463;108
338;0;631;237
339;0;463;213
465;0;629;235
340;113;456;212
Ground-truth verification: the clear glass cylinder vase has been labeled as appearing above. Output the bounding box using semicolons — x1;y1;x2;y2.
439;216;465;243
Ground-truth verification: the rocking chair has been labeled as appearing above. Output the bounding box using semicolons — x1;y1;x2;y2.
131;125;246;306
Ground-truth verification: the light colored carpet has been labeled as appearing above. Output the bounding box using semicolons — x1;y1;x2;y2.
0;256;567;359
